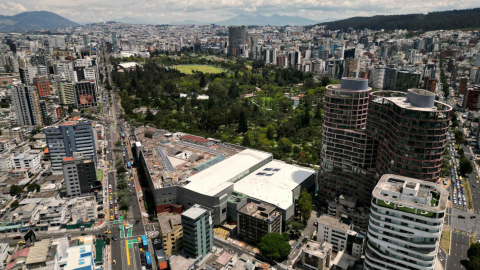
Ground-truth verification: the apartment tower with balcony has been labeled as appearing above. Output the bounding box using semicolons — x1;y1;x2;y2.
364;174;448;270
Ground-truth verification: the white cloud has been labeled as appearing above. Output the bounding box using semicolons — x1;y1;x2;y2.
7;1;28;12
0;4;6;9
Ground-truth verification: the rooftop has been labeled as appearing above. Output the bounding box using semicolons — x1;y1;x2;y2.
158;213;182;234
182;204;210;220
302;240;332;259
317;215;351;233
238;202;281;222
25;238;52;265
184;149;272;196
233;160;315;209
373;174;448;212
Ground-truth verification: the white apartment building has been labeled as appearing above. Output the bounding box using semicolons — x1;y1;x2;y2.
317;215;364;257
0;153;14;172
13;149;42;173
68;196;97;222
373;67;386;90
0;139;15;152
364;174;448;270
38;199;68;226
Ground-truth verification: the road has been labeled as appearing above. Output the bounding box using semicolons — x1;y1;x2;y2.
448;232;470;270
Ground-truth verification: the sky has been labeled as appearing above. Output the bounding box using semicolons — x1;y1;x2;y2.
0;0;479;24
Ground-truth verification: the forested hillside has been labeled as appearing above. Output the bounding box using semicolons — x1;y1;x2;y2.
322;8;480;31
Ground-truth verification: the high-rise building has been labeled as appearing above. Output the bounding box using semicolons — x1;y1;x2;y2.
62;152;97;197
74;80;97;108
158;213;183;255
33;76;51;97
57;80;75;105
112;32;118;52
83;34;89;47
463;85;480;110
364;174;447;270
319;78;377;206
367;89;452;182
373;67;386;90
19;65;38;85
237;202;282;244
45;120;98;173
181;204;213;260
228;26;247;56
459;77;469;95
395;71;421;92
11;85;43;126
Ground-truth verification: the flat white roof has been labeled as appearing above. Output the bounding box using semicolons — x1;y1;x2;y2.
184;149;272;196
64;244;94;270
234;160;315;210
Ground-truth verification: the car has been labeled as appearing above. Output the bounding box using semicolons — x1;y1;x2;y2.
18;240;25;245
115;213;118;219
112;236;118;241
472;216;477;219
136;219;140;224
104;231;111;234
111;172;114;175
109;196;112;200
110;216;114;221
13;235;21;240
296;243;302;249
113;260;116;265
464;201;467;206
81;233;87;236
138;237;142;242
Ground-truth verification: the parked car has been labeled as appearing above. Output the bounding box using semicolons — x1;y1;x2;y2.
13;235;21;240
458;215;466;219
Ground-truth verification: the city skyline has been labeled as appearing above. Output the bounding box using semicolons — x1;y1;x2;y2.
0;0;479;25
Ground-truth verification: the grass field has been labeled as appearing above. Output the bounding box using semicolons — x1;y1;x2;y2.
173;65;224;74
440;228;451;254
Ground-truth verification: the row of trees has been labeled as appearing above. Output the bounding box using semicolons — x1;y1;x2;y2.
115;158;132;209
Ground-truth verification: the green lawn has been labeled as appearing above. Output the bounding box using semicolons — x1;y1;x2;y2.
172;65;224;74
97;169;103;181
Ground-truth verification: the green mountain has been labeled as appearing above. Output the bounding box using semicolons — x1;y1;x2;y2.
322;8;480;31
0;11;79;32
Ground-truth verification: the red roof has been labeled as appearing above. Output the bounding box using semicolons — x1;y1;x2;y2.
44;148;49;154
180;135;209;144
158;262;168;269
62;157;74;161
11;247;30;260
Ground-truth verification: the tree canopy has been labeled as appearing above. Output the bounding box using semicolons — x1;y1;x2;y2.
298;189;313;222
258;233;291;261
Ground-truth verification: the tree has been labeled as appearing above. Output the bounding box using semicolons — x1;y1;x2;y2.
199;72;207;88
298;189;313;222
291;221;305;232
238;110;248;134
278;137;293;154
258;233;291;261
242;135;251;147
460;156;474;176
11;201;20;209
455;130;465;145
0;102;10;108
469;258;480;270
105;238;111;245
10;185;23;196
266;127;274;141
117;166;127;174
27;183;40;192
321;76;330;87
468;243;480;261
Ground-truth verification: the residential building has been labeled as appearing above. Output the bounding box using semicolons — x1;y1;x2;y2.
60;244;96;270
237;202;282;244
57;80;75;105
464;85;480;110
13;149;42;173
11;85;43;126
300;241;332;270
19;65;37;85
373;67;386;89
69;196;97;222
38;198;68;226
0;139;14;152
367;89;452;182
62;152;97;197
316;215;364;257
364;174;448;270
45;120;97;173
459;77;469;95
319;78;377;207
423;77;437;93
158;213;183;255
181;204;213;260
395;71;421;92
33;76;51;97
0;153;14;172
74;80;97;108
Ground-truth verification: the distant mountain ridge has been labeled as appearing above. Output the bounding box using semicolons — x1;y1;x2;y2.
0;11;79;32
322;8;480;31
172;14;321;26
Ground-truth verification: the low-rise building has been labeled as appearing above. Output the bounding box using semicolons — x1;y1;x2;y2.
205;250;238;270
158;213;183;255
300;241;332;270
237;202;281;244
316;215;364;257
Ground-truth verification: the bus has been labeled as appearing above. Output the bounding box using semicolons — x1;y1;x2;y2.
142;235;148;250
145;251;152;269
127;162;131;169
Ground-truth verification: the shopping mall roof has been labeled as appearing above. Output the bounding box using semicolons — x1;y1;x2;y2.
184;149;272;196
234;160;315;210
